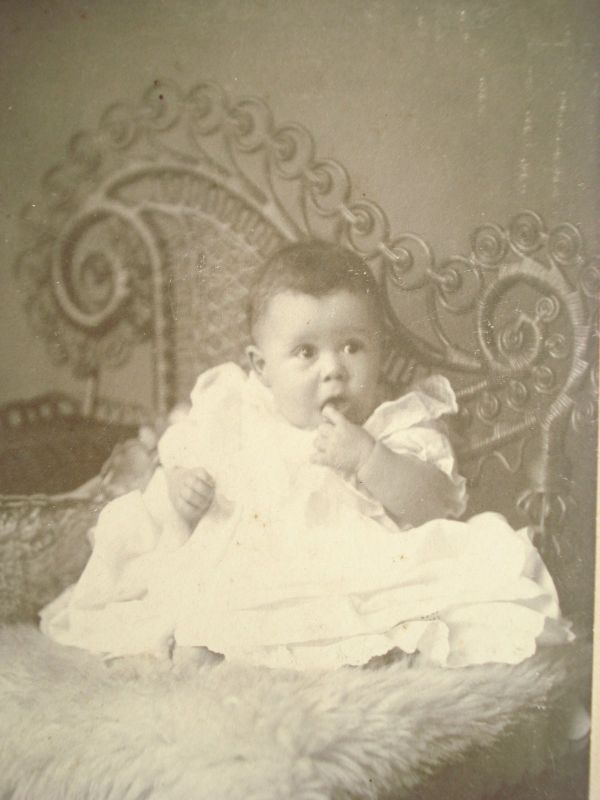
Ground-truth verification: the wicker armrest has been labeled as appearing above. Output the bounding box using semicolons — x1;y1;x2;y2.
0;431;159;625
0;393;140;495
0;494;99;624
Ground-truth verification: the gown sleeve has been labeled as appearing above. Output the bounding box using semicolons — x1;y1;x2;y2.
363;375;468;519
158;362;246;477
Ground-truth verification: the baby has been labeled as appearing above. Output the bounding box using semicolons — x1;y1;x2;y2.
40;241;573;670
167;243;456;535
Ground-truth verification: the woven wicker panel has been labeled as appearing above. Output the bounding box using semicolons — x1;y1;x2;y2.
145;209;283;405
0;496;96;623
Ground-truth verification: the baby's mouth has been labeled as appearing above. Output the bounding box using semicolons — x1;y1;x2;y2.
321;396;351;416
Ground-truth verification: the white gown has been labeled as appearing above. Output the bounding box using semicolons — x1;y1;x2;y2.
40;363;572;670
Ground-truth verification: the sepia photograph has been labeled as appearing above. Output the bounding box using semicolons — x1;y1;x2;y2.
0;1;597;798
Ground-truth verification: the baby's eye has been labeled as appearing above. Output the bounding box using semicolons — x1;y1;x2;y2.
295;344;316;359
343;340;364;355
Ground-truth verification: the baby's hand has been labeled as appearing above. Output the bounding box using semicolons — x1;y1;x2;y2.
312;405;375;474
166;466;215;530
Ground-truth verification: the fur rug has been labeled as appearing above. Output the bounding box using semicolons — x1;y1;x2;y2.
0;626;588;800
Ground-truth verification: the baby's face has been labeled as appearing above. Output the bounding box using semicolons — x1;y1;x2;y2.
249;290;383;429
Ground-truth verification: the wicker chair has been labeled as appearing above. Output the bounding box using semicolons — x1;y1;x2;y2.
0;80;596;799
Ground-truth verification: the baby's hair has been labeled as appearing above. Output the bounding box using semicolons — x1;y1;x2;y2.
248;241;384;336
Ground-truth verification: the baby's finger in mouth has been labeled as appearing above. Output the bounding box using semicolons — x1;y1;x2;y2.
321;402;348;423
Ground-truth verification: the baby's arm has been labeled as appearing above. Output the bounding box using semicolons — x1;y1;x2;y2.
356;442;456;527
313;405;457;527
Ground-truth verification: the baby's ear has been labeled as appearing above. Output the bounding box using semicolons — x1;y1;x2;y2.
246;345;269;384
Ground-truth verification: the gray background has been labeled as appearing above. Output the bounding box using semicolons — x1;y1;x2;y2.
0;0;598;406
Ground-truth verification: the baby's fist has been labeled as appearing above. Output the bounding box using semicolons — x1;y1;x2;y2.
166;466;215;530
312;405;375;474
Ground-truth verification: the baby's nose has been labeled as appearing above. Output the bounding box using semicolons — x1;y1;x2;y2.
320;351;347;380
